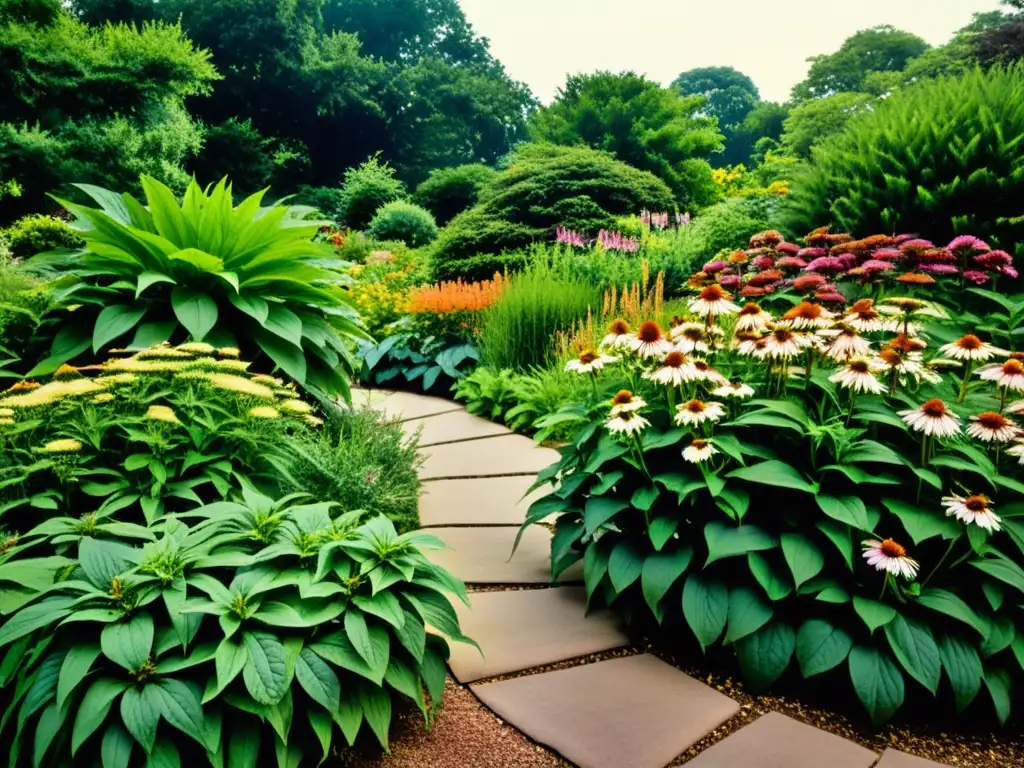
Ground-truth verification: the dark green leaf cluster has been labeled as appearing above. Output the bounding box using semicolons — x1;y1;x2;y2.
338;159;408;230
357;328;479;395
367;202;438;248
413;164;497;226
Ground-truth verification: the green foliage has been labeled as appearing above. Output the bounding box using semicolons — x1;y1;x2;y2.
339;158;408;230
530;71;722;206
974;8;1024;67
687;196;781;265
430;144;676;280
190;118;307;195
367;201;438;248
725;102;789;167
413;164;497;226
672;66;759;99
1;215;83;260
34;175;366;396
791;25;930;100
780;92;874;159
453;366;519;422
0;259;49;372
673;67;762;167
480;260;599;371
784;66;1024;253
357;324;480;395
293;186;346;223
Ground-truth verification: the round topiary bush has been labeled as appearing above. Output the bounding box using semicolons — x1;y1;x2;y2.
337;157;407;230
413;163;497;225
783;65;1024;254
366;201;439;247
2;214;83;259
431;143;676;280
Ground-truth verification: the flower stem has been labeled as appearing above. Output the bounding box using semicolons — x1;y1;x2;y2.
957;361;973;404
921;535;959;587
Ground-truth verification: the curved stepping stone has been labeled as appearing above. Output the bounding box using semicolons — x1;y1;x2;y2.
419;477;551;527
419;434;560;479
403;410;511;446
682;712;877;768
875;749;953;768
472;654;739;768
426;526;580;584
375;391;463;421
447;587;627;682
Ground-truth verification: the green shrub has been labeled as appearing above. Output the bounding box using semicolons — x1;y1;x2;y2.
0;259;49;373
293;185;346;223
357;326;480;395
367;201;438;247
453;367;519;422
784;66;1024;253
33;175;366;396
338;157;407;230
430;144;676;280
480;259;600;371
1;214;83;260
413;164;497;226
686;195;781;266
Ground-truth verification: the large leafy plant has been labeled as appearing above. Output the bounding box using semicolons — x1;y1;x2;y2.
31;176;366;396
520;239;1024;726
0;486;473;766
357;322;479;395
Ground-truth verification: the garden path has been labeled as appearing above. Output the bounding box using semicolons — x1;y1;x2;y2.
356;388;951;768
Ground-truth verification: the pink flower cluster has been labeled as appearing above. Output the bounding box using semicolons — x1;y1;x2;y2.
555;227;586;248
598;229;640;253
640;210;691;230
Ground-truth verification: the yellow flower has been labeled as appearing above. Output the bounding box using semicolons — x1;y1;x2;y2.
146;405;180;424
205;373;276;399
92;393;115;404
280;398;313;414
53;364;80;379
38;439;83;453
218;347;241;358
0;378;104;408
95;373;138;386
0;408;12;417
303;415;324;427
106;358;190;374
177;342;216;355
137;347;192;360
248;406;281;419
0;418;14;426
251;374;285;387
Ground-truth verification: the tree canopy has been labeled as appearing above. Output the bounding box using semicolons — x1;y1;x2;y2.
780;92;874;159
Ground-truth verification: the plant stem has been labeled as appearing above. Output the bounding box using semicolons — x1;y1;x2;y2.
921;535;959;587
957;361;973;404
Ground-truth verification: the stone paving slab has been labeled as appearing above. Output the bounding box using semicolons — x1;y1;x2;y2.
419;476;553;527
419;433;560;479
374;391;464;421
403;409;512;446
472;654;739;768
346;387;395;409
682;712;877;768
425;526;581;584
875;749;953;768
448;587;627;683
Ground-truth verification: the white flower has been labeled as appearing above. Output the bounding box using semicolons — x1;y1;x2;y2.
780;301;836;329
674;399;726;426
734;303;772;333
1007;441;1024;463
977;359;1024;391
966;411;1020;443
630;321;673;358
862;539;919;580
681;359;728;384
821;329;872;362
601;319;633;349
897;399;960;438
565;351;618;374
671;323;711;354
712;382;755;399
756;328;811;360
842;301;884;333
643;351;690;387
605;411;650;436
830;359;886;394
683;439;718;463
689;285;740;317
942;494;1001;532
939;335;1008;362
609;390;646;416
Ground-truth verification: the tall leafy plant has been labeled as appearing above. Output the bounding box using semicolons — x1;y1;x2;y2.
32;176;367;396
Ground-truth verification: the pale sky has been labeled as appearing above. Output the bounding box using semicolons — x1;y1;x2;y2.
459;0;1005;104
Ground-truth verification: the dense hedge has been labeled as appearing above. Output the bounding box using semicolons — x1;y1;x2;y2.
430;144;675;280
413;164;497;226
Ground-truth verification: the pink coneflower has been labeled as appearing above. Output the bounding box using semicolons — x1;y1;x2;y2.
750;230;784;247
815;290;848;304
830;359;885;394
756;328;809;360
735;303;772;333
1007;266;1020;279
689;285;740;317
920;248;956;264
775;256;807;269
630;321;673;358
682;438;719;463
973;250;1013;270
871;249;902;262
601;319;632;349
684;359;728;384
674;399;726;426
609;390;646;415
747;270;783;287
821;328;872;361
918;263;960;275
967;411;1019;443
776;242;801;255
842;299;884;332
862;539;919;580
739;285;771;297
942;494;1000;532
977;358;1024;391
963;270;991;285
703;260;729;273
781;301;835;329
793;273;827;292
719;274;741;288
940;335;1007;362
605;411;650;436
898;399;960;437
750;255;775;270
948;235;990;253
644;351;690;387
798;247;827;259
860;259;895;273
899;238;935;253
805;256;846;274
565;350;618;374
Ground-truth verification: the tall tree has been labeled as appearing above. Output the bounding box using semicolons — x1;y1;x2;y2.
673;66;760;166
672;66;759;99
531;71;723;206
974;2;1024;67
780;92;874;158
791;25;929;100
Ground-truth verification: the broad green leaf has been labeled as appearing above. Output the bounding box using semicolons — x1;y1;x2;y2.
780;533;824;590
608;541;643;594
846;440;906;466
33;702;65;768
101;614;154;671
255;331;306;385
970;557;1024;594
641;547;693;622
727;460;817;494
681;575;727;651
262;305;304;347
747;553;792;601
101;723;134;768
704;520;777;566
146;736;181;768
0;597;75;647
815;495;870;531
135;272;176;298
227;718;261;768
296;648;341;710
796;619;852;677
980;615;1015;658
735;621;795;692
171;287;218;341
358;682;392;751
848;646;905;725
57;642;102;710
852;597;896;633
93;305;148;353
884;615;941;694
816;520;853;570
119;684;160;753
228;293;269;325
724;586;773;645
916;589;984;635
937;634;982;712
984;666;1011;725
352;592;405;630
584;497;630;535
648;516;680;551
151;679;206;745
242;631;288;705
630;485;660;512
882;498;960;544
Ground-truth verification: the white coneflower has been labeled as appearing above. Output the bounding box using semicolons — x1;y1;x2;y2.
843;299;884;333
630;321;673;358
643;351;690;387
731;332;764;357
821;328;872;361
1007;440;1024;462
683;439;718;463
671;324;710;354
755;328;809;360
780;301;836;329
712;381;755;399
734;303;772;333
862;539;919;580
1006;400;1024;414
565;350;618;374
874;349;928;383
605;410;650;436
674;399;726;426
601;319;633;350
897;399;960;437
682;359;728;384
830;359;886;394
977;358;1024;391
689;284;740;317
942;494;1001;532
940;335;1008;362
967;411;1020;443
609;390;646;416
